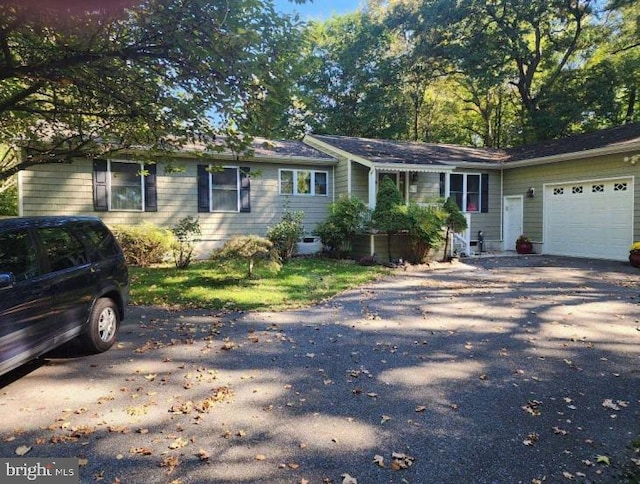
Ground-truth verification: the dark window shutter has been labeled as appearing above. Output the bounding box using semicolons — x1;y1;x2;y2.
439;173;446;198
197;165;210;213
93;159;108;212
481;173;489;213
144;163;157;212
240;167;251;213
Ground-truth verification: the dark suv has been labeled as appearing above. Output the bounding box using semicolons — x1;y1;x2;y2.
0;216;128;376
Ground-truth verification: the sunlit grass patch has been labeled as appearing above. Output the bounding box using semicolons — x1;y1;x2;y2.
129;256;389;311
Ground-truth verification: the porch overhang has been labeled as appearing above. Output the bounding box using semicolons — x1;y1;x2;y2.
370;162;454;173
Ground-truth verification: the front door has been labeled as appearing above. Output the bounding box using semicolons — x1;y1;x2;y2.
503;196;523;250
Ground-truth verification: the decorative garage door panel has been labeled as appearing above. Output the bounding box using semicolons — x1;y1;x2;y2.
544;179;633;260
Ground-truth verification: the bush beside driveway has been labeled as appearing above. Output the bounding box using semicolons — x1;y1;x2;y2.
0;256;638;483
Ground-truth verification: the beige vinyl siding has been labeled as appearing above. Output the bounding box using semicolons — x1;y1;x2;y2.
20;163;95;214
503;153;639;244
333;155;350;199
351;162;370;204
21;158;333;258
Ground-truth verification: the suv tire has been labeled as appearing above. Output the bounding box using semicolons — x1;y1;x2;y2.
82;297;120;353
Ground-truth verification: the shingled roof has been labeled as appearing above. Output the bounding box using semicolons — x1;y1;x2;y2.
179;136;337;161
505;122;640;161
308;123;640;166
311;135;506;165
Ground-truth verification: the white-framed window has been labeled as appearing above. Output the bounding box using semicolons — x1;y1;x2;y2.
210;166;240;212
108;160;145;211
449;173;485;213
279;169;328;196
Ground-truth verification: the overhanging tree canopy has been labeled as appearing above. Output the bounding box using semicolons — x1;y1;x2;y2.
0;0;302;182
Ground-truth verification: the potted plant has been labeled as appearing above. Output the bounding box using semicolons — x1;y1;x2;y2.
515;234;533;254
629;242;640;268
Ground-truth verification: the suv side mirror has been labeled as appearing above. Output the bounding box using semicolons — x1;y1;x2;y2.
0;272;15;288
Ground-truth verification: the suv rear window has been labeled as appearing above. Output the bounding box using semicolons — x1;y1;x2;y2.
37;226;88;272
75;222;121;261
0;230;40;281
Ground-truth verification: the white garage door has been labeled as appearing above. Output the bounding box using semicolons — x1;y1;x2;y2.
544;178;633;260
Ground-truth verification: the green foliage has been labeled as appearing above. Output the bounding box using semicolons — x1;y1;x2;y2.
405;203;447;263
314;195;369;255
298;12;409;138
171;216;201;269
371;176;410;261
0;0;300;182
213;235;278;278
266;210;305;262
441;197;468;261
111;223;174;267
0;181;17;216
443;197;468;233
371;176;408;233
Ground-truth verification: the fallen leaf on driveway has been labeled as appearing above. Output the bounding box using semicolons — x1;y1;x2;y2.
415;405;426;412
523;433;539;446
390;452;415;470
130;447;153;455
159;455;180;474
15;445;31;456
373;454;385;467
169;437;189;450
380;415;391;424
553;426;568;436
341;473;358;484
521;400;542;416
196;449;210;461
596;455;611;466
221;340;236;350
602;399;628;410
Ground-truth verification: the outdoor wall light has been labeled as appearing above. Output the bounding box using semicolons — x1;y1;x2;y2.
527;187;535;198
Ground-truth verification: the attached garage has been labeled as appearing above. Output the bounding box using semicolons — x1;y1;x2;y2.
543;177;634;261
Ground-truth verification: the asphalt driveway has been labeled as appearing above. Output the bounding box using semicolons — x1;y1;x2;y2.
0;255;638;483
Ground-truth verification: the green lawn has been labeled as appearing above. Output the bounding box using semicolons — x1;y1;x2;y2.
128;256;390;311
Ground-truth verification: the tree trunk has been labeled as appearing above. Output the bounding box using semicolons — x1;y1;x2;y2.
625;86;636;123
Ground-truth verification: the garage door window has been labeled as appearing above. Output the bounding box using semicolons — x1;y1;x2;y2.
614;182;628;191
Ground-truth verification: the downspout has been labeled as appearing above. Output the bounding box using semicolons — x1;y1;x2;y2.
17;170;23;216
368;167;377;257
368;167;377;210
332;165;336;203
500;167;504;244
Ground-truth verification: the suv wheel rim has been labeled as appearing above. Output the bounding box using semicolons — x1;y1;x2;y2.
98;307;117;342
